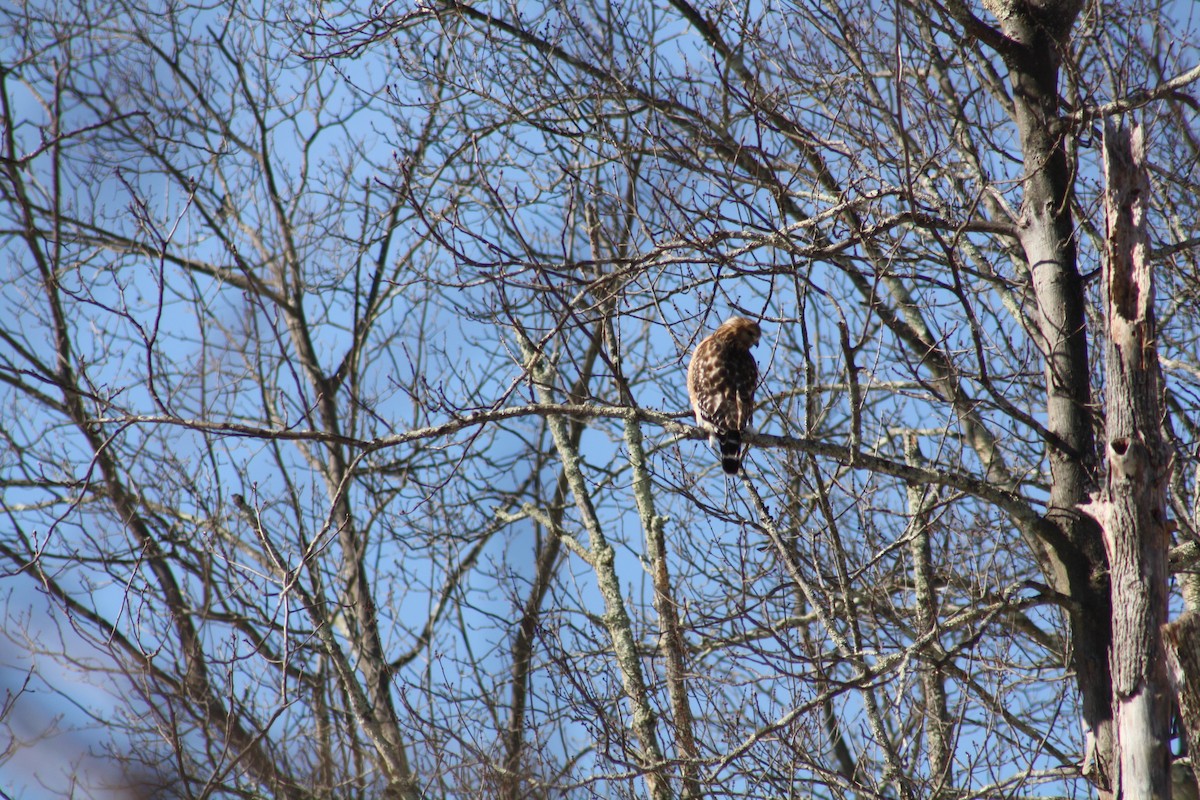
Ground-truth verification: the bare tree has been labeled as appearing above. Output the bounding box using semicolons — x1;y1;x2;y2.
4;0;1200;798
1;0;447;794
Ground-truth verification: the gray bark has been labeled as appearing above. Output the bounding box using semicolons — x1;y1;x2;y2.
1079;120;1171;800
946;0;1114;785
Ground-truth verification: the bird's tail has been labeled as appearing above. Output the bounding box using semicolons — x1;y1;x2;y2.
716;430;743;475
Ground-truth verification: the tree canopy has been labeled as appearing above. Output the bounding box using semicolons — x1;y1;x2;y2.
3;0;1200;798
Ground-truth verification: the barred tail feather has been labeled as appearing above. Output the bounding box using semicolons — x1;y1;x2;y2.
717;430;743;474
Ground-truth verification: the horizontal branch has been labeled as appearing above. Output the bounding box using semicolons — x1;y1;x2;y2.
96;403;1037;520
1069;62;1200;125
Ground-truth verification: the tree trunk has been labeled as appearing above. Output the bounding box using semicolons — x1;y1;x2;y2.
1080;119;1172;800
967;0;1116;785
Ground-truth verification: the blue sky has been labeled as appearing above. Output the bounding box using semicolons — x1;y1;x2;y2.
3;0;1200;797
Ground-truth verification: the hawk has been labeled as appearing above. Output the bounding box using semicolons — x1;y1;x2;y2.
686;316;761;474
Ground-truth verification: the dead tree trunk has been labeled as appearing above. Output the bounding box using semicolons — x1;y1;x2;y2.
1080;119;1172;800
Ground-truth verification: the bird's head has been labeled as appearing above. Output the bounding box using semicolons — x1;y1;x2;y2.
719;316;762;348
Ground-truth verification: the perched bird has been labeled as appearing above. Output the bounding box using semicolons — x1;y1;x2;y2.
686;316;761;474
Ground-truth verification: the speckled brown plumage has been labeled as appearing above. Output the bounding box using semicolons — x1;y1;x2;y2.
686;317;761;474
